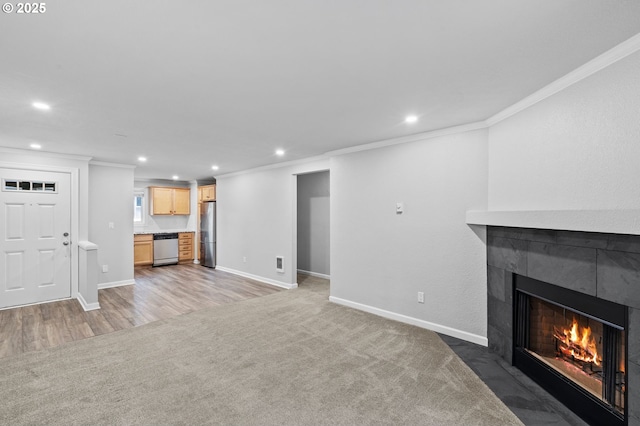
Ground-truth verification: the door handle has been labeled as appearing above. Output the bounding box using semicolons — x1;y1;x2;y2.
63;241;70;246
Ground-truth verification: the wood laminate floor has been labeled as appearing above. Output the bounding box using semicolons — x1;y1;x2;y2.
0;264;309;360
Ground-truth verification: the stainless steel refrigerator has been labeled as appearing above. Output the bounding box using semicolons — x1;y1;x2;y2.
200;201;216;267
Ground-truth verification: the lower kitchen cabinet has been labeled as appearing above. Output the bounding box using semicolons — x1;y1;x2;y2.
178;232;194;263
134;234;153;266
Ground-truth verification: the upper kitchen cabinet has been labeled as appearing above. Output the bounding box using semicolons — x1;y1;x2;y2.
149;186;190;215
199;184;216;202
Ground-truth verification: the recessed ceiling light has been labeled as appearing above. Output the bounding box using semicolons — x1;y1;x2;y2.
32;102;51;111
172;175;179;180
138;156;147;162
211;165;219;171
275;149;285;156
405;115;418;124
30;143;42;149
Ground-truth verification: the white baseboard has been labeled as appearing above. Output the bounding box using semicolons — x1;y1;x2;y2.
0;297;71;312
297;269;330;280
328;296;488;347
98;279;135;290
216;266;298;290
77;293;100;311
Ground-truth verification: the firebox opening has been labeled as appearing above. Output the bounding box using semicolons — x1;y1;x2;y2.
525;296;626;414
513;274;628;426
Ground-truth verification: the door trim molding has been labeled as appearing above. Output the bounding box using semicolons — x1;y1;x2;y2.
0;161;80;302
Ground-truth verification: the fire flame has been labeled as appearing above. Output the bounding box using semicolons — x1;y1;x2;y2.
556;318;601;366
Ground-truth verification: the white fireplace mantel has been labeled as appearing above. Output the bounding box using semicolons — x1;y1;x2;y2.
466;209;640;236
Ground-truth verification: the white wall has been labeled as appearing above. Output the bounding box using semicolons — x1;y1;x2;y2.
297;171;330;276
89;163;134;286
489;50;640;211
216;158;330;287
330;129;489;343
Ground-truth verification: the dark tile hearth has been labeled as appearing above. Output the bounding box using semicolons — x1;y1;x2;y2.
440;334;587;426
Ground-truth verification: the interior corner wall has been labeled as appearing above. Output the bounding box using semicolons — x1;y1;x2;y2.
297;171;330;276
488;50;640;212
89;164;134;285
330;129;489;341
216;158;330;286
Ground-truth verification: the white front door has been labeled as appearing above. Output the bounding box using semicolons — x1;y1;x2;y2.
0;168;72;309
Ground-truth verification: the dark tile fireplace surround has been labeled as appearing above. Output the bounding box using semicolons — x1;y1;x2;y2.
486;226;640;425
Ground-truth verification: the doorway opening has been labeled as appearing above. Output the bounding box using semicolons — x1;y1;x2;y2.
0;168;73;309
295;171;330;284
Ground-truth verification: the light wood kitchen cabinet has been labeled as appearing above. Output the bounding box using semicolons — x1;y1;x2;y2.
178;232;194;263
199;184;216;202
134;234;153;266
173;188;190;214
149;187;190;215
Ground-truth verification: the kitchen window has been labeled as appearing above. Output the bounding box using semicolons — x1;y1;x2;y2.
133;191;145;225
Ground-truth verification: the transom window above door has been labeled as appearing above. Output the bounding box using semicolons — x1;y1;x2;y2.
2;179;57;193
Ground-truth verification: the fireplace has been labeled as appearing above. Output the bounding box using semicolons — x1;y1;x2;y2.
485;226;640;425
513;274;627;425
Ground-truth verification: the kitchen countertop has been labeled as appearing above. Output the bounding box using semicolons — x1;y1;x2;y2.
134;230;195;235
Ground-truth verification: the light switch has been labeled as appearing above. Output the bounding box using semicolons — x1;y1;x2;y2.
396;202;404;214
108;222;115;229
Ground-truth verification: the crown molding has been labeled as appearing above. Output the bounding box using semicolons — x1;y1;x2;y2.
0;146;92;162
89;160;136;169
215;155;329;179
325;32;640;158
487;32;640;126
324;121;488;158
219;33;640;173
134;177;190;186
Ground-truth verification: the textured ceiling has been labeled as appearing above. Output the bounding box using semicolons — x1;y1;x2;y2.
1;0;640;180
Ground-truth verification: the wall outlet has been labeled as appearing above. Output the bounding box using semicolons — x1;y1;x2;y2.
417;292;424;303
102;265;109;273
243;256;247;263
108;222;115;229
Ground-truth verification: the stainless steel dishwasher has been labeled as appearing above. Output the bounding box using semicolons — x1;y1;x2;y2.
153;233;179;266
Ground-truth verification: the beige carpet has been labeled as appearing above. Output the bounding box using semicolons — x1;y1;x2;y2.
0;281;523;425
